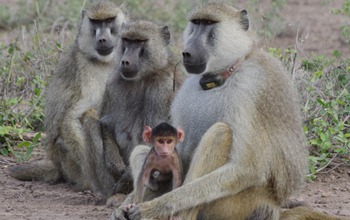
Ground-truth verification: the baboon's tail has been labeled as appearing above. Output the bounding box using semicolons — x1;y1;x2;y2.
281;206;350;220
10;159;61;183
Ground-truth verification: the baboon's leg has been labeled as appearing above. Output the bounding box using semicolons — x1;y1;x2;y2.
181;123;280;220
179;122;232;219
184;122;232;182
280;206;350;220
59;117;89;190
83;111;126;198
130;145;151;183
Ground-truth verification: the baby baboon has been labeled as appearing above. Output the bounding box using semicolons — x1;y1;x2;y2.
86;20;184;198
133;122;184;204
10;1;127;190
111;2;315;220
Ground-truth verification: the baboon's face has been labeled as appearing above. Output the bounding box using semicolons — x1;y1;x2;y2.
89;17;118;56
182;19;216;74
117;23;170;81
182;8;253;75
118;38;147;79
78;13;123;63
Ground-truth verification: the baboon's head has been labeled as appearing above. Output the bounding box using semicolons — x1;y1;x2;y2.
117;20;171;81
77;1;127;63
182;1;255;74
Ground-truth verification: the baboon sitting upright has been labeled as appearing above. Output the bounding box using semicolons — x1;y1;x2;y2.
110;1;310;220
10;1;127;191
84;20;184;198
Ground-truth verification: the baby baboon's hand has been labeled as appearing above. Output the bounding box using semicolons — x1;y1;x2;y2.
127;204;142;220
109;208;128;220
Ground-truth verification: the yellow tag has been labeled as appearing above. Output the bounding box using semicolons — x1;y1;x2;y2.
206;82;217;89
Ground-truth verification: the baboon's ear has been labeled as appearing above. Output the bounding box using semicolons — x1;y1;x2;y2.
161;26;171;45
119;2;128;15
143;126;153;143
240;9;249;31
81;10;86;19
177;127;185;143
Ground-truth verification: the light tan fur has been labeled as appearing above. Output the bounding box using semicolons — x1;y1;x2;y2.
10;1;127;191
110;1;308;220
281;206;350;220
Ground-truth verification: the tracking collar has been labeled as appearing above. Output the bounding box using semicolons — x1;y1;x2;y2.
199;59;243;91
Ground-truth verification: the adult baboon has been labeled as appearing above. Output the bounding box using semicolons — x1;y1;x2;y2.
85;20;184;199
110;1;311;220
10;1;127;191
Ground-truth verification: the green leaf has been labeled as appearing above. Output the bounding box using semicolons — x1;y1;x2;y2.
33;132;41;143
0;148;9;156
18;141;32;148
0;126;10;136
316;98;326;107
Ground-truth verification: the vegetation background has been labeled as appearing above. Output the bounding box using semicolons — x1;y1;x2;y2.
0;0;349;219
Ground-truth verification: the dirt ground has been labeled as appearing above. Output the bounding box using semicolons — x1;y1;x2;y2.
1;0;350;220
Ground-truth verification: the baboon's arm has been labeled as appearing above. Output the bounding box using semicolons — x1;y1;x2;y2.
130;163;262;219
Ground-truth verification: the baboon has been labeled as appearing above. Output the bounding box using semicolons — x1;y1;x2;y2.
110;1;311;220
133;122;184;203
10;1;127;191
85;20;184;199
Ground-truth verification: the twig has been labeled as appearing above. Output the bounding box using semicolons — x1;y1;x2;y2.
319;161;347;174
33;20;49;76
290;51;297;82
307;153;338;177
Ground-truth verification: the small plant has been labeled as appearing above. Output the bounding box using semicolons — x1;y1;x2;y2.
332;0;350;44
268;47;297;72
269;48;350;179
0;1;78;161
299;55;350;179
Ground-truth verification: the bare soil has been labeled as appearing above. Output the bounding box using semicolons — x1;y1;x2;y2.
1;0;350;220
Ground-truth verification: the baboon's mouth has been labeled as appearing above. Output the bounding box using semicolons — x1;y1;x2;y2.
96;46;114;56
183;63;207;74
120;70;138;79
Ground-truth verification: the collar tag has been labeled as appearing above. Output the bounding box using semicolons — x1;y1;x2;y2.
199;56;246;91
199;74;225;90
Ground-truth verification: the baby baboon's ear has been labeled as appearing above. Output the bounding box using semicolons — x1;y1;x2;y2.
161;26;171;45
240;9;249;31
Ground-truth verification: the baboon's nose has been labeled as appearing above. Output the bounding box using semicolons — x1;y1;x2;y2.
182;52;191;58
98;38;107;44
121;60;130;66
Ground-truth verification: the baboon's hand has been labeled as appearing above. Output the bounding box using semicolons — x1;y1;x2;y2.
109;208;128;220
127;204;142;220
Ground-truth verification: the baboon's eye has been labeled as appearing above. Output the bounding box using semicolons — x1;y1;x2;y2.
191;19;200;25
105;17;116;23
122;38;130;42
204;20;216;25
135;39;148;44
206;20;214;25
166;139;173;144
89;19;102;25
